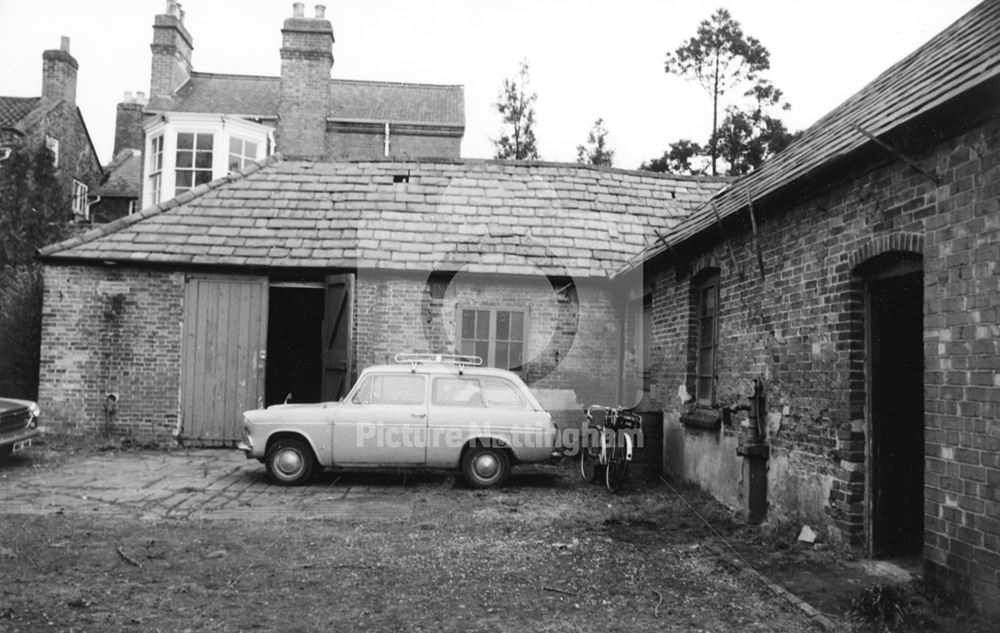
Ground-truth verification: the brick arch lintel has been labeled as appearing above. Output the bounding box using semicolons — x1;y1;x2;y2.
848;232;925;271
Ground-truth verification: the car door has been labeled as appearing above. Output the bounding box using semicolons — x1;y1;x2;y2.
331;373;428;465
426;375;490;467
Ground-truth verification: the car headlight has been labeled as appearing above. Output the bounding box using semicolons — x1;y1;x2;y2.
28;402;40;428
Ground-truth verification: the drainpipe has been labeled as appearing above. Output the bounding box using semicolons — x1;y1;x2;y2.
736;377;770;524
384;122;391;157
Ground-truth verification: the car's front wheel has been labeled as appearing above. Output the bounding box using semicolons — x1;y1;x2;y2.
265;438;316;486
462;444;511;489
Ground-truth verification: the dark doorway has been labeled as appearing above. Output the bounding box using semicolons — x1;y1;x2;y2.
266;286;324;406
868;262;924;557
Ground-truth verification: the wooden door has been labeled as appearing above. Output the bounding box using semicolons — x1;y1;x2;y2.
321;274;354;401
181;275;268;446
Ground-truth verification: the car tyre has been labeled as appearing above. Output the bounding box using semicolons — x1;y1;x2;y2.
462;444;510;489
265;438;316;486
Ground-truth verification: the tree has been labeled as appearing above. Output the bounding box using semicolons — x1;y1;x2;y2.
576;118;614;167
640;139;705;175
664;8;770;175
714;80;795;175
0;141;71;399
492;60;539;161
0;142;69;268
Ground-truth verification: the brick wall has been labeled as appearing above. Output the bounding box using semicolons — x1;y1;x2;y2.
327;129;462;160
354;271;621;407
646;116;1000;612
278;18;333;160
39;265;185;441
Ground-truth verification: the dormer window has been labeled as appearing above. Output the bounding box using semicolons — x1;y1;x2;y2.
229;137;259;173
141;113;273;208
176;132;214;193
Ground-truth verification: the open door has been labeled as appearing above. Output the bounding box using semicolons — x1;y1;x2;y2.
867;257;923;557
321;274;354;401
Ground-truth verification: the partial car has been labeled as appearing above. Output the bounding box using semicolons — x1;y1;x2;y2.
239;354;559;488
0;398;40;458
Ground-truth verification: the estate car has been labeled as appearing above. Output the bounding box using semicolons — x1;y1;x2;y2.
239;354;559;488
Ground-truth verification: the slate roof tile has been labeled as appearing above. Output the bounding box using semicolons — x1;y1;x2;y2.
0;96;41;127
160;73;464;127
40;157;727;278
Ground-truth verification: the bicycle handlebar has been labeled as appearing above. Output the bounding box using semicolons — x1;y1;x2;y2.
584;405;642;429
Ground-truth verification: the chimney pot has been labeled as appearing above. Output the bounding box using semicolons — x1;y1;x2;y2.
293;2;304;17
60;36;70;52
315;4;326;18
123;90;133;102
136;91;147;104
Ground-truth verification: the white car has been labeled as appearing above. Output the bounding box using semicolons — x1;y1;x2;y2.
239;354;559;488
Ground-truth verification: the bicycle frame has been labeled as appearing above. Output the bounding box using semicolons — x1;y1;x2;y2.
598;427;633;465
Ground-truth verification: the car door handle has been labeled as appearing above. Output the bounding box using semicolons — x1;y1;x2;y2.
411;413;426;418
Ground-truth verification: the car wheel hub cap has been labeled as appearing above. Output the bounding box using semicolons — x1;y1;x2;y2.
473;454;498;479
276;450;302;475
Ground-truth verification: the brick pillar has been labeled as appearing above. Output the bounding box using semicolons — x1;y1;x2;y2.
41;36;78;106
278;3;334;160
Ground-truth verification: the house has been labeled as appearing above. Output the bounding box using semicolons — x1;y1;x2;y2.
0;37;103;223
89;94;147;223
131;1;464;210
37;158;727;446
629;0;1000;613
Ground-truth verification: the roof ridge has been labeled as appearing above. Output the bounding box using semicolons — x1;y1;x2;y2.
189;71;278;82
330;77;464;89
38;153;284;258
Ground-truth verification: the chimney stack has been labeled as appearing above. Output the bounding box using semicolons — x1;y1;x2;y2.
278;2;334;160
42;36;78;105
113;91;147;155
149;0;194;108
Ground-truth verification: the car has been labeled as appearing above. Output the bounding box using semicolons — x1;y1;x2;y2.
239;354;559;488
0;397;40;458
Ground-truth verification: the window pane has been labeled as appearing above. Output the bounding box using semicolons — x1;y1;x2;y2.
698;347;714;377
459;340;476;356
433;377;483;406
177;133;193;150
495;342;509;368
351;376;373;404
461;310;476;339
194;170;212;186
175;171;193;190
373;375;425;405
245;141;258;157
229;155;241;172
475;310;489;339
195;151;212;169
196;133;213;150
510;311;524;341
483;379;524;408
697;377;713;403
510;343;523;369
496;311;510;339
176;151;193;168
699;316;714;346
475;341;489;362
229;137;241;154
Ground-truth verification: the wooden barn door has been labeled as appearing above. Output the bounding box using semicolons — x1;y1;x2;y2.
181;275;269;446
321;274;354;401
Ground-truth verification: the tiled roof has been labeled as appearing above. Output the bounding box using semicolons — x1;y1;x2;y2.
0;96;41;128
39;157;727;278
634;0;1000;267
95;149;142;197
158;72;465;127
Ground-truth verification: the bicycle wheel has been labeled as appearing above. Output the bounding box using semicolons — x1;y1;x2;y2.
580;442;602;482
605;434;629;493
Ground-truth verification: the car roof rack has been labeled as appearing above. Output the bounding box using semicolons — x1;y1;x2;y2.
393;353;484;374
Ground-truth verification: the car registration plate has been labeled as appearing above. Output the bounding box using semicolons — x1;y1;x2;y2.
12;439;31;453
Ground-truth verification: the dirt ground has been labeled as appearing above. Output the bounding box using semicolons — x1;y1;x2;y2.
0;441;993;633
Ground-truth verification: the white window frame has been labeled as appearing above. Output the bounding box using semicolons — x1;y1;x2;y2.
458;307;527;371
148;133;164;205
228;136;260;173
71;179;89;220
45;135;59;167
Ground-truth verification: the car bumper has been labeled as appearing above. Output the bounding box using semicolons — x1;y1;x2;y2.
0;427;40;453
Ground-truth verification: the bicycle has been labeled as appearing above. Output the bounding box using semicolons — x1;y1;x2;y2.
579;405;643;492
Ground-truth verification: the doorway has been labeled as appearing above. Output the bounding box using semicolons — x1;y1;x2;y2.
866;255;923;557
266;286;324;406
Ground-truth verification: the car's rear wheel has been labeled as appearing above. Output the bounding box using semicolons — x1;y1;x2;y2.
265;438;316;486
462;444;510;489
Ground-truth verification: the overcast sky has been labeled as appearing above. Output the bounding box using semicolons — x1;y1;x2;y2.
0;0;982;169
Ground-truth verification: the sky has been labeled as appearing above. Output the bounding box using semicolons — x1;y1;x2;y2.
0;0;982;169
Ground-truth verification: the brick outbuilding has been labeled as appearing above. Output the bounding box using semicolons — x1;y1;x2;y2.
627;0;1000;613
